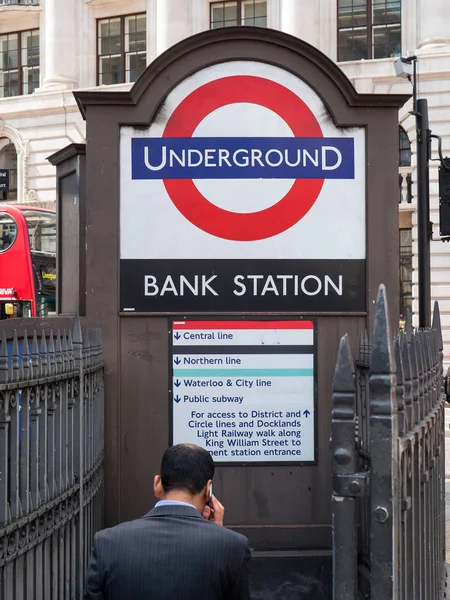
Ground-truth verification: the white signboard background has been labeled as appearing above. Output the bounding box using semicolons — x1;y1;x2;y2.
171;320;316;464
120;61;365;260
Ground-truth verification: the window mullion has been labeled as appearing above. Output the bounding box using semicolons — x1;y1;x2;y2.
238;0;242;26
367;0;373;59
121;16;125;84
96;23;99;86
18;32;23;95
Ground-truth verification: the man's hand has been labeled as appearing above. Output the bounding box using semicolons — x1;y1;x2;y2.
202;495;225;526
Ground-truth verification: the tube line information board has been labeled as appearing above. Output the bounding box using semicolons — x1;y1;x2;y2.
170;319;317;464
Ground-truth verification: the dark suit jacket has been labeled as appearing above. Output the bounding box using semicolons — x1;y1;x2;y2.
84;504;251;600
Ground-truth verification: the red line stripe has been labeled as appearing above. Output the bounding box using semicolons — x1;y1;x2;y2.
172;321;314;330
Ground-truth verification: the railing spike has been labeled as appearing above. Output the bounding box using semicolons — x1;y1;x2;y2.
40;330;48;378
332;334;356;403
401;332;413;429
370;284;395;378
68;329;74;366
0;330;8;384
61;329;68;370
415;331;426;420
55;330;63;373
432;300;443;353
31;330;39;370
22;330;30;379
73;312;83;345
11;330;20;381
405;308;413;342
48;330;56;376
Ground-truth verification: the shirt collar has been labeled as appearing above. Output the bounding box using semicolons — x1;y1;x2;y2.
154;500;197;509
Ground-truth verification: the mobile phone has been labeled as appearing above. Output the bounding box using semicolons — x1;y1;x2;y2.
208;483;213;508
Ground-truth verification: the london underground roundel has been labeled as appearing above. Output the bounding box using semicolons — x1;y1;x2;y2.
160;75;325;242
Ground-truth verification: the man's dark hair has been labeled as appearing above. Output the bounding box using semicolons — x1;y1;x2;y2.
160;444;214;495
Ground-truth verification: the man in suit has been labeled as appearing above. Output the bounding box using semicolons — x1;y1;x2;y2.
84;443;251;599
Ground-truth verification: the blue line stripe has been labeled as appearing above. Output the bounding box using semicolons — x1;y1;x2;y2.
173;369;313;377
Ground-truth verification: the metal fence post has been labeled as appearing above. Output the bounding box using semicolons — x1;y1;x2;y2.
72;315;84;600
368;285;399;599
331;334;358;600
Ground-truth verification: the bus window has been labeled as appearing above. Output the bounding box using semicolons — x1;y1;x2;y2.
0;301;32;319
0;212;17;252
21;210;56;254
36;297;56;317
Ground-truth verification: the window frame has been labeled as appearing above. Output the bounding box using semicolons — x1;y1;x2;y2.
0;28;40;98
0;212;18;254
96;12;146;86
209;0;267;28
337;0;401;62
399;226;412;318
0;139;18;202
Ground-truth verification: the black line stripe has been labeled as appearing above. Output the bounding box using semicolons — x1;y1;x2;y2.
172;345;314;355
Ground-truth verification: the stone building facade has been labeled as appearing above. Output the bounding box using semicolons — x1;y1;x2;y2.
1;0;450;359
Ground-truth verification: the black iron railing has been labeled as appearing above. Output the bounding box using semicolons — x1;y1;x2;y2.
332;284;446;599
0;317;104;599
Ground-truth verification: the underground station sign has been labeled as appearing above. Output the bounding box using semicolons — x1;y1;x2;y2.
120;62;366;313
170;319;317;465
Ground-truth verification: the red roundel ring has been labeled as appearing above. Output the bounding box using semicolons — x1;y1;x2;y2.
162;75;324;242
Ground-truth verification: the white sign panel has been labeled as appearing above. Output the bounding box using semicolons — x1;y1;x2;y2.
120;60;366;313
171;320;316;464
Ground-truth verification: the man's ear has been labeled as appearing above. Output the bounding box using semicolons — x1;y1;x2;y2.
154;475;164;499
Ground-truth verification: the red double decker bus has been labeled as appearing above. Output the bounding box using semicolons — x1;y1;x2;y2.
0;205;56;320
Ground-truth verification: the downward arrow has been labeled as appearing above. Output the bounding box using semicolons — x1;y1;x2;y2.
174;332;181;340
174;357;181;365
303;410;310;418
174;395;181;403
174;380;181;388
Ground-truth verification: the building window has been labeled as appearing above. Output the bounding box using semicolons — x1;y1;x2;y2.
210;1;267;28
399;228;412;323
0;138;17;202
0;29;40;98
399;127;412;204
338;0;401;62
97;14;146;86
399;127;411;167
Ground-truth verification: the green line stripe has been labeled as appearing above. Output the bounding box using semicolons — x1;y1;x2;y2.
173;368;313;377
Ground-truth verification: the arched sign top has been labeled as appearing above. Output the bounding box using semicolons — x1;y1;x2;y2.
75;26;409;122
73;26;410;317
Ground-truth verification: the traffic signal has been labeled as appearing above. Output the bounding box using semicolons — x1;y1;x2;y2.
439;159;450;239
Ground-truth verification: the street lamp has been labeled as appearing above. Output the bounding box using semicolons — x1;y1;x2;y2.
395;56;432;328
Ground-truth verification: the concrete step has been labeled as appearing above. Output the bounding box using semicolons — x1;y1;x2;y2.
249;552;332;599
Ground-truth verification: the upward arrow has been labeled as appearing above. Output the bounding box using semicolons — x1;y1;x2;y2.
174;357;181;365
303;409;310;418
174;332;181;340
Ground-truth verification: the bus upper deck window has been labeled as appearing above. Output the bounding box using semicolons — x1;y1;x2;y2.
0;213;17;252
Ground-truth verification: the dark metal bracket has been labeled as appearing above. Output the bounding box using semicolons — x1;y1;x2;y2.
333;473;368;498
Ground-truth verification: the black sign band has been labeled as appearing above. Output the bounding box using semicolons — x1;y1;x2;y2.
120;259;365;313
